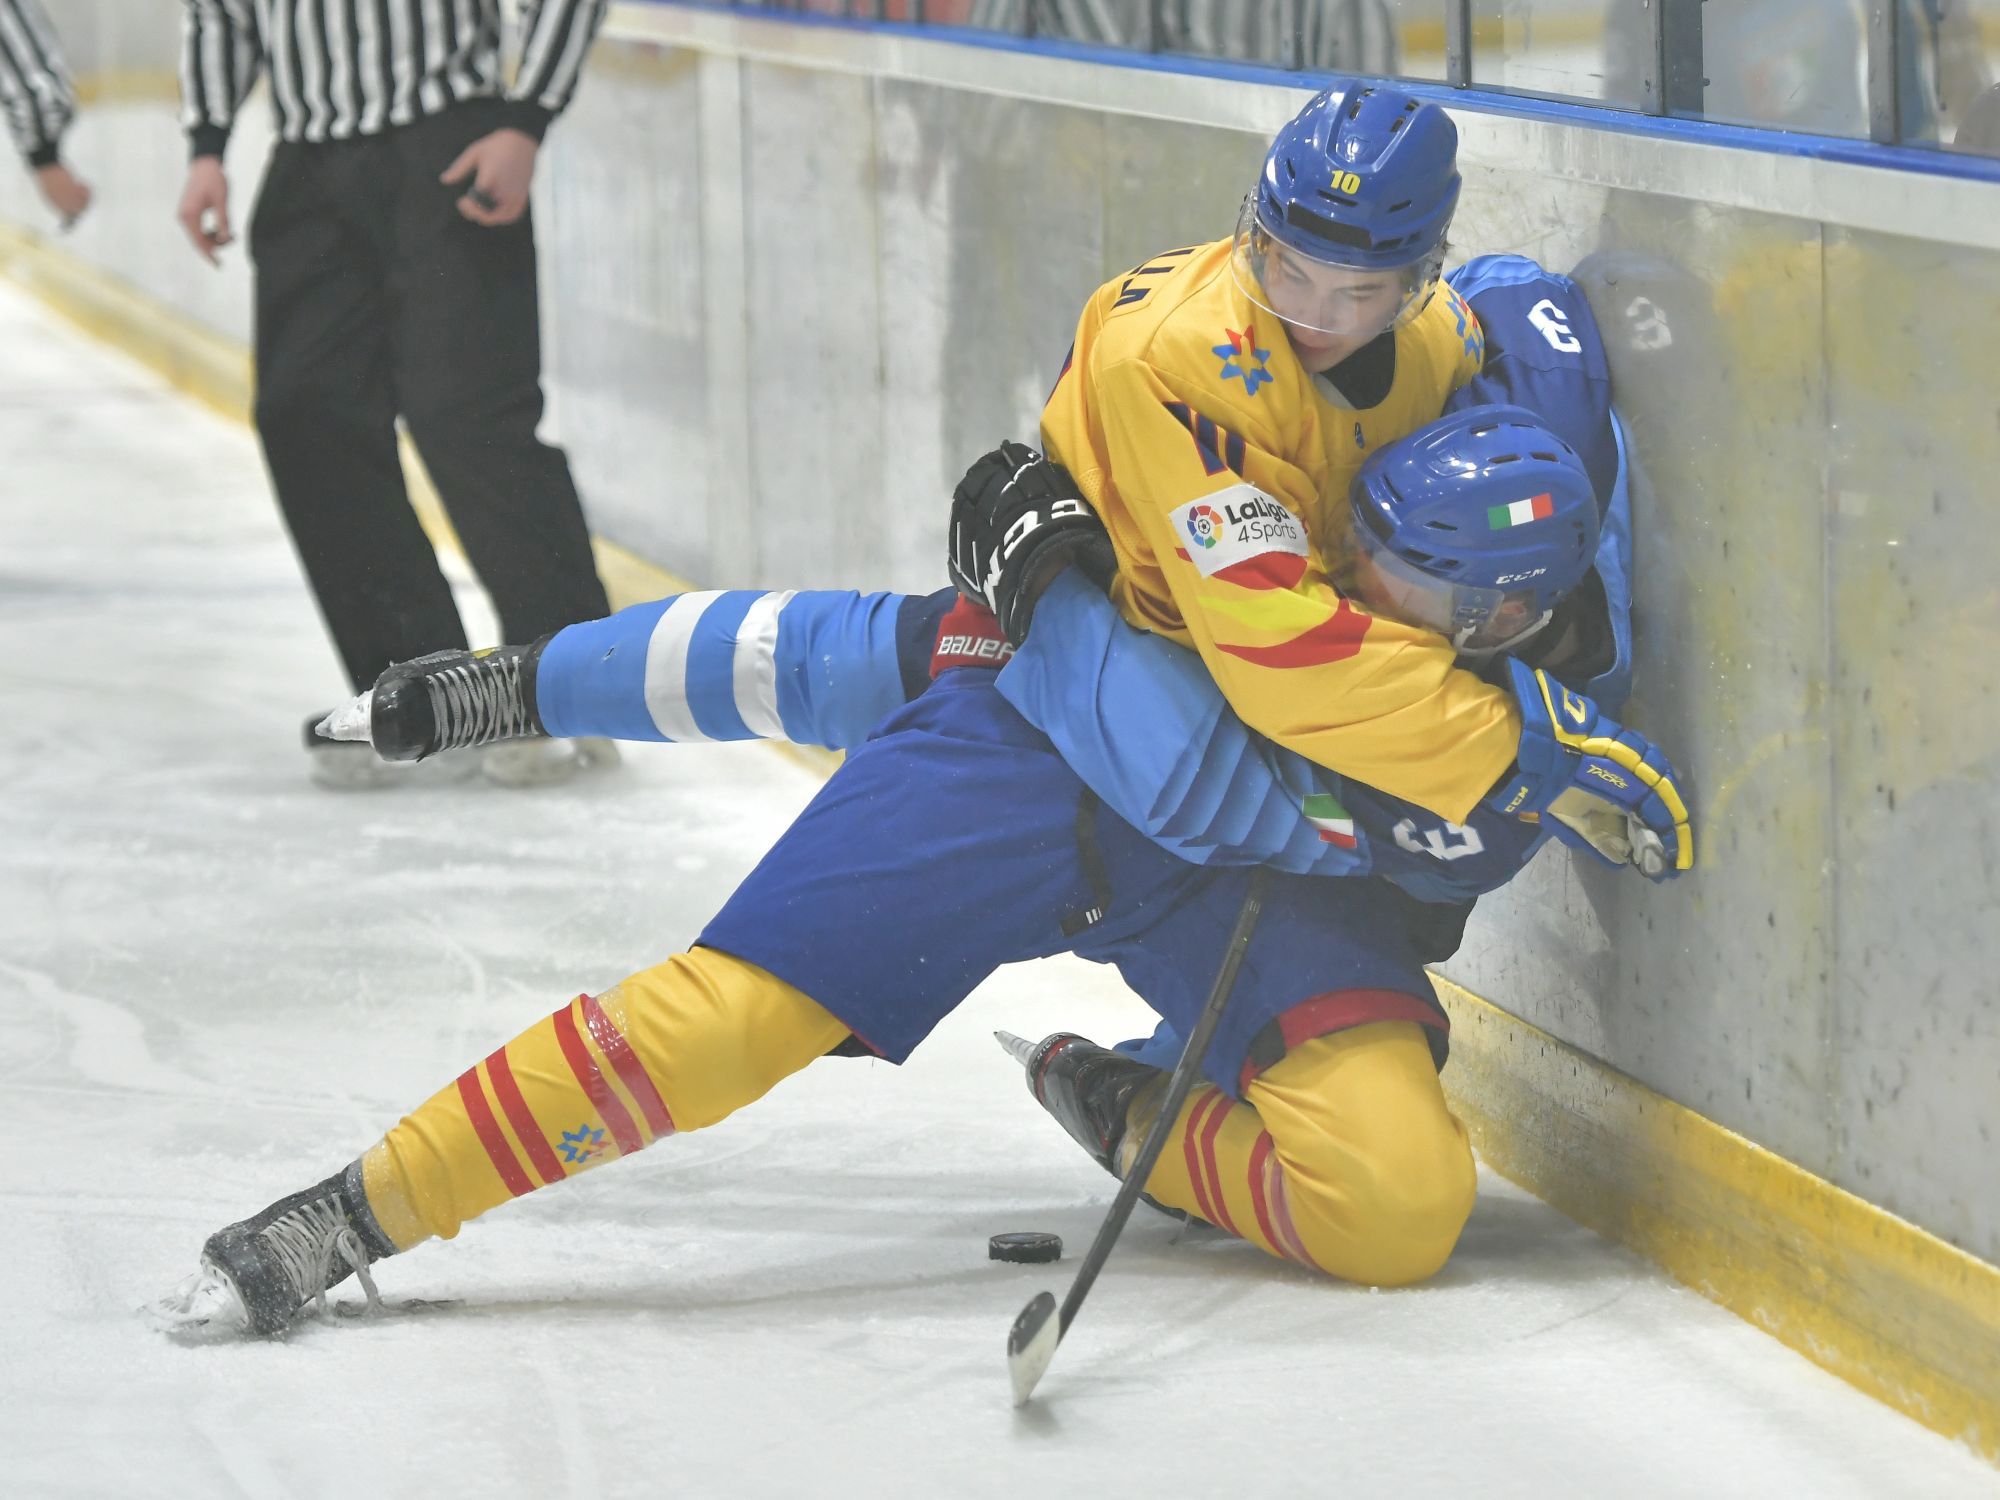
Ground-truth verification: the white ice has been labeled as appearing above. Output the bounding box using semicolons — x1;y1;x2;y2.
1;279;1993;1499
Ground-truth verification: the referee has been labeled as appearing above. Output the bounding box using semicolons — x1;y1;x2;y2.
0;0;90;226
176;0;615;788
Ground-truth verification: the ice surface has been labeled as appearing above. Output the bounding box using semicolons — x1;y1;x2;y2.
2;281;1994;1498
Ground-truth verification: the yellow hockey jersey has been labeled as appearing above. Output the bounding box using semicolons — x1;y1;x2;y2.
1039;238;1518;823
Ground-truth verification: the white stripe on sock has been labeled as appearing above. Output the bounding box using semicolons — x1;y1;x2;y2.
731;590;795;741
644;592;725;744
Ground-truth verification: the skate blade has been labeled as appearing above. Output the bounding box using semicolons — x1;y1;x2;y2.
308;743;480;791
481;738;620;788
330;1295;461;1321
143;1266;251;1341
994;1030;1037;1068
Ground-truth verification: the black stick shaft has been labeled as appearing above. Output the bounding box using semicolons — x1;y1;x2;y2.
1055;866;1271;1336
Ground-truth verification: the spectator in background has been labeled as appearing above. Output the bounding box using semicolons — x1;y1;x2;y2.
963;0;1400;73
0;0;90;227
174;0;617;789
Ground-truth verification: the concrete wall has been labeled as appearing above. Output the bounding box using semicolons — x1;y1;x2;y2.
6;3;1997;1265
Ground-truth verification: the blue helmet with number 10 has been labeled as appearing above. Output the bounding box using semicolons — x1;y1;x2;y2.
1343;405;1600;654
1231;81;1461;338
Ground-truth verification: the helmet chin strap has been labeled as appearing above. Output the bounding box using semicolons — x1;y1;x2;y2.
1452;609;1553;662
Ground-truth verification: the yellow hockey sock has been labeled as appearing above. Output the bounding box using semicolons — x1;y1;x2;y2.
1127;1020;1476;1287
358;947;849;1250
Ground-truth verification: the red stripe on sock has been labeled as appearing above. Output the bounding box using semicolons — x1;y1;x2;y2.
1246;1131;1288;1261
456;1068;535;1198
1198;1090;1241;1237
552;1000;644;1157
1182;1090;1222;1227
581;993;675;1140
485;1045;567;1187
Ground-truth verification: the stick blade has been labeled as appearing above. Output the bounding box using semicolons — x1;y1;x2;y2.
1006;1289;1061;1406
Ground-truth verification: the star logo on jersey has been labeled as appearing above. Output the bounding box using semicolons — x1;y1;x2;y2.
1212;326;1273;395
1445;283;1484;362
556;1123;608;1165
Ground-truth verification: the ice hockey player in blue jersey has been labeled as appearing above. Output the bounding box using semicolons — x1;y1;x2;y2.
168;90;1692;1343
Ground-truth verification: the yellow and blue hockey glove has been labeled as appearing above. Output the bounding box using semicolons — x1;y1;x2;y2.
1486;657;1694;881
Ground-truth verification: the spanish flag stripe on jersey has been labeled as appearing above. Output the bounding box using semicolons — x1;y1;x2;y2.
484;1046;568;1187
552;1000;644;1155
582;993;676;1139
1212;604;1373;670
455;1068;536;1197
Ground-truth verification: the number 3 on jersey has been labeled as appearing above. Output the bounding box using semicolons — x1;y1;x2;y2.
1392;817;1486;862
1528;298;1582;354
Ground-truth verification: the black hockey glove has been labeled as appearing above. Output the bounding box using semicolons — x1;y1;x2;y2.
947;440;1116;644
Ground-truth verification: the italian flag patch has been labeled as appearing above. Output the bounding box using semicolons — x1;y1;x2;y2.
1488;492;1554;529
1302;793;1358;848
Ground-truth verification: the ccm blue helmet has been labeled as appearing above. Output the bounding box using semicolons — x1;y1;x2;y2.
1345;405;1599;653
1231;82;1461;338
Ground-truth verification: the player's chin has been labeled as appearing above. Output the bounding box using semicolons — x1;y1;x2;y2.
1285;328;1361;371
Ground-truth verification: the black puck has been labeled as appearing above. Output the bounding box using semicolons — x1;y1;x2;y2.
989;1231;1063;1264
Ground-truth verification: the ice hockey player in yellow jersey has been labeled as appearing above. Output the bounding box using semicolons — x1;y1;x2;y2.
1039;87;1512;821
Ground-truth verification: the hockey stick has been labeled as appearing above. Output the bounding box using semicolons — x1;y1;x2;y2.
1006;864;1272;1405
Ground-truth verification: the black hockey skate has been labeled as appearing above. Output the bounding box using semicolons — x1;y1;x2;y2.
996;1030;1166;1183
195;1165;398;1336
359;640;548;762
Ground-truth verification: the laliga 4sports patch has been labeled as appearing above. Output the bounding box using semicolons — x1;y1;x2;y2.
1171;484;1310;590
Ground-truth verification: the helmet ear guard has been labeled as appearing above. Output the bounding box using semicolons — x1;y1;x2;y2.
1346;406;1601;654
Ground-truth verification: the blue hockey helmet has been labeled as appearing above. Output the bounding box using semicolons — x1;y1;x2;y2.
1343;405;1599;653
1230;82;1461;338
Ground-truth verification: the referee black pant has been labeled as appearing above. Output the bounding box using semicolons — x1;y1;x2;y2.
248;99;609;694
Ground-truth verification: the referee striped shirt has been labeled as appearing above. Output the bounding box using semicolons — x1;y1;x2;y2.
0;0;73;168
180;0;609;158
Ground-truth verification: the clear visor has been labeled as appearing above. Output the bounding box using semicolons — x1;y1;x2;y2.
1228;196;1444;338
1337;522;1550;653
